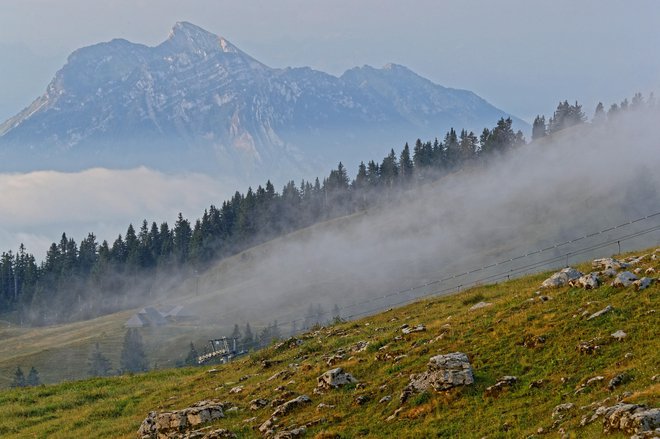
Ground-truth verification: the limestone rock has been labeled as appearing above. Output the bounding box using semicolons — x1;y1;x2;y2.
612;271;638;288
570;272;601;290
317;368;358;390
249;399;269;411
402;324;426;334
137;400;225;439
469;301;492;311
271;395;312;418
587;305;613;320
402;352;474;401
541;267;583;289
484;376;517;397
633;277;654;291
593;258;628;270
552;403;576;419
611;330;627;341
596;403;660;436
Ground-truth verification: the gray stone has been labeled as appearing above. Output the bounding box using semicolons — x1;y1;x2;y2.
402;324;426;334
484;376;517;397
571;272;601;290
593;258;628;270
611;330;627;341
552;403;576;419
612;271;638;288
469;301;493;311
137;400;225;439
402;352;474;400
595;403;660;436
271;395;311;417
587;305;613;320
633;277;654;291
317;368;358;390
541;267;583;289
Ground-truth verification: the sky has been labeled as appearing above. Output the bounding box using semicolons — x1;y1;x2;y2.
1;0;659;124
0;0;659;256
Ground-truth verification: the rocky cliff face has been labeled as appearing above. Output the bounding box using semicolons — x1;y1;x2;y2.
0;22;526;181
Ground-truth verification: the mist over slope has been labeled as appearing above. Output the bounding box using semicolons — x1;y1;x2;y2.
180;108;659;328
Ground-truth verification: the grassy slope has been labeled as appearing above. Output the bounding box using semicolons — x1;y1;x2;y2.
0;248;657;438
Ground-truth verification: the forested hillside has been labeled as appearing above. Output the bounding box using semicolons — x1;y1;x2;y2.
0;95;653;326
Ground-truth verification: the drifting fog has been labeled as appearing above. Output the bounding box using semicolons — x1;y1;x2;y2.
0;167;236;255
180;108;660;332
1;109;659;337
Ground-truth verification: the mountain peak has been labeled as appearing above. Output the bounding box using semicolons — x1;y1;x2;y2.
166;21;238;54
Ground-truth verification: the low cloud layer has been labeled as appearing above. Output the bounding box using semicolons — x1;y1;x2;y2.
0;167;234;255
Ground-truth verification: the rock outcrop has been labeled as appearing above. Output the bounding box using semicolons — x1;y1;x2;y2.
592;403;660;436
401;352;474;401
137;400;226;439
541;268;582;289
317;368;358;390
613;271;638;288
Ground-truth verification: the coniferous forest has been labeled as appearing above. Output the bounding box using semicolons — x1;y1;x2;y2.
0;94;652;326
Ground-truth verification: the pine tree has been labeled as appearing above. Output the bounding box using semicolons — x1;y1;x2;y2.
120;328;148;373
26;367;40;386
593;102;606;124
399;143;414;183
242;322;254;351
88;342;112;377
11;366;26;388
532;115;546;140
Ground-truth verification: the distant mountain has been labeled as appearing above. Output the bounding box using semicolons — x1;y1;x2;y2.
0;22;527;182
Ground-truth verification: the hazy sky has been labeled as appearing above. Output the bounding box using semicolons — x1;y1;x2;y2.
1;0;659;123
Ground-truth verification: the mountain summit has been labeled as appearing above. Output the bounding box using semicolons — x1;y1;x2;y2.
0;23;526;182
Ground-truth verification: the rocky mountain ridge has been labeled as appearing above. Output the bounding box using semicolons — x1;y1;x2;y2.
0;22;526;182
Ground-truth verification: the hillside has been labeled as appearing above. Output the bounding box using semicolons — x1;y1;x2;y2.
0;21;526;179
0;247;657;438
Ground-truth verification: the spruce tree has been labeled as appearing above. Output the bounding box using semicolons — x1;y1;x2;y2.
242;322;254;351
120;328;148;373
11;366;26;388
26;367;40;386
88;342;112;377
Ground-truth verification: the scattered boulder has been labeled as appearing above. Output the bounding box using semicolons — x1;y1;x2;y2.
611;330;628;341
633;277;654;291
351;341;369;352
249;399;269;411
379;395;392;404
521;334;546;349
587;305;613;320
577;340;600;355
541;267;583;289
267;369;293;382
137;400;226;439
484;376;517;397
317;368;358;390
326;354;344;366
271;395;312;418
552;403;576;419
273;427;306;438
612;271;638;288
402;324;426;334
354;395;370;406
228;386;243;394
593;258;628;271
192;429;237;439
570;273;601;290
645;267;656;275
608;374;627;391
401;352;474;401
469;301;493;311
